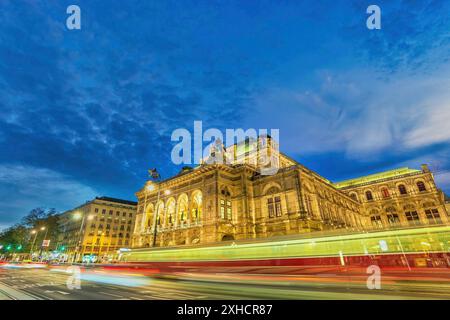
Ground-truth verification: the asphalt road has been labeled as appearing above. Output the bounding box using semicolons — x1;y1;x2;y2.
1;266;449;300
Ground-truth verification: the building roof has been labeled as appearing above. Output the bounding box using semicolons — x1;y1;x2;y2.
334;167;421;189
95;196;137;206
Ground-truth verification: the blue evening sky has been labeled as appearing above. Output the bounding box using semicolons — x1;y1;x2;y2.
1;0;450;230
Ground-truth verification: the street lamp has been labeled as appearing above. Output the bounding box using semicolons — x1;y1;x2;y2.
29;227;45;261
72;212;94;263
39;227;49;262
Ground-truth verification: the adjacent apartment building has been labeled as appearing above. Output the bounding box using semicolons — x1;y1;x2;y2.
58;196;137;262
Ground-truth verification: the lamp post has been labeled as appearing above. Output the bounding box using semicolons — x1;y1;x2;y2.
38;227;49;262
29;230;38;260
72;212;94;263
148;168;171;248
152;182;162;247
30;227;45;261
97;232;105;263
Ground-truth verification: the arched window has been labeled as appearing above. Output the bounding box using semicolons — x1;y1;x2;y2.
381;187;390;198
144;205;154;229
177;194;188;223
417;181;426;192
349;193;358;201
365;191;374;201
156;202;164;226
191;191;202;222
398;184;407;195
166;199;176;227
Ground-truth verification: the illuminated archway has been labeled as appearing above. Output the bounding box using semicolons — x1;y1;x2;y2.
191;190;203;222
166;198;176;227
156;201;164;226
144;204;154;229
177;194;188;223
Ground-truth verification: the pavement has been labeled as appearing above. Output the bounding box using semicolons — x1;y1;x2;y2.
0;265;449;300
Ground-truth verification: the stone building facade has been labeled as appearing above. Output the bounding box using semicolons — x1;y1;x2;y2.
133;137;366;248
58;197;137;262
132;137;448;248
335;166;449;229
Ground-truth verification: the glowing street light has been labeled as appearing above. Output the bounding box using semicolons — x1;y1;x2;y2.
72;211;94;262
73;212;82;220
30;226;46;259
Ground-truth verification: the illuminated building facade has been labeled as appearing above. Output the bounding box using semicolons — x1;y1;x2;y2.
133;137;365;247
58;197;137;262
335;166;449;229
446;196;450;218
132;136;449;248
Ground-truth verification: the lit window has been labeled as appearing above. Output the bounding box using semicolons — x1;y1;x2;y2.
425;209;441;224
220;199;225;219
275;196;282;217
370;216;383;228
387;214;400;225
220;194;232;221
268;198;274;218
381;188;390;198
267;196;282;218
405;211;420;225
226;200;232;220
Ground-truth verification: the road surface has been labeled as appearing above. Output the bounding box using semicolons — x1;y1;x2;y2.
1;265;449;300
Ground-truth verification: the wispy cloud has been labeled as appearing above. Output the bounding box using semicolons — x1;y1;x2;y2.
0;164;97;223
1;0;450;229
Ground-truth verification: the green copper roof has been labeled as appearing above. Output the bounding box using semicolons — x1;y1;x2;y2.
334;167;421;189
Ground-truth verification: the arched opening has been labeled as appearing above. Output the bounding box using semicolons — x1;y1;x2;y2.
222;234;234;241
381;187;390;198
166;198;176;227
144;204;154;230
417;181;427;192
156;201;164;226
191;191;202;222
349;192;358;201
177;194;188;224
398;184;407;195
